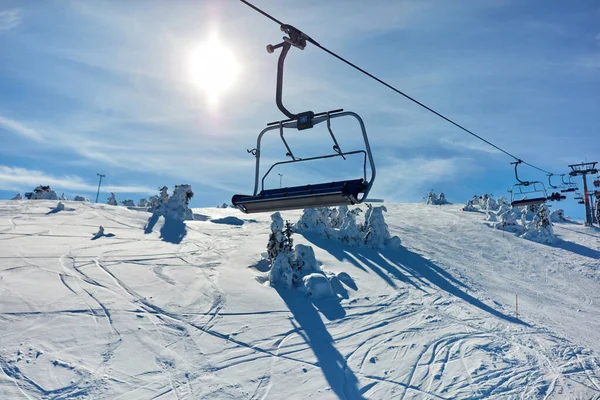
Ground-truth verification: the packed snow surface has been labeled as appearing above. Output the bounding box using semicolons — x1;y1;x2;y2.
1;201;600;399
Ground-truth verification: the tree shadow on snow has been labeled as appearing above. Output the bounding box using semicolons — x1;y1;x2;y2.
302;233;527;326
144;214;187;244
276;287;365;400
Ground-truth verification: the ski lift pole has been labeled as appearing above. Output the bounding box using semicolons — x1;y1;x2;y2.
95;173;105;203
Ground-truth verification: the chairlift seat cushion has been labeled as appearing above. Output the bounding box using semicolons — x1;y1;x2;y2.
232;179;367;214
511;197;547;207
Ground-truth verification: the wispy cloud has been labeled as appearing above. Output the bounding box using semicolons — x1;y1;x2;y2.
0;115;43;141
0;9;20;32
0;166;155;194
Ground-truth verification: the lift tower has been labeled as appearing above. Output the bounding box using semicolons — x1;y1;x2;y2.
569;162;598;226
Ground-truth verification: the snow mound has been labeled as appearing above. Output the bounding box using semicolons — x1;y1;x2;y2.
303;273;334;299
25;185;58;200
55;201;65;211
551;209;566;222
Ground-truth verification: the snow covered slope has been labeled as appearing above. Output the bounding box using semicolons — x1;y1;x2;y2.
1;200;599;399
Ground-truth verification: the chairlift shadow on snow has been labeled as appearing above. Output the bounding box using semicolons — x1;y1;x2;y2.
144;213;187;244
302;233;528;326
552;238;600;260
276;287;365;400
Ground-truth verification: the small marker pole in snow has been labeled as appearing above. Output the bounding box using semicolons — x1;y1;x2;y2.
515;295;519;320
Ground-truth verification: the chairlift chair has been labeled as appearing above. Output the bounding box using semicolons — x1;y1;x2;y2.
232;25;376;213
560;174;578;193
546;174;566;202
509;161;548;207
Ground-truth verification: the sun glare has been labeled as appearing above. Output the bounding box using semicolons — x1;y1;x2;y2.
189;36;240;106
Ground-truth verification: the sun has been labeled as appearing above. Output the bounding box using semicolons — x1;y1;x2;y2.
189;36;240;106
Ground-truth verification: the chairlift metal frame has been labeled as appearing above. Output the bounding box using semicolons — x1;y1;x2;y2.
509;160;548;207
560;174;578;193
232;24;376;213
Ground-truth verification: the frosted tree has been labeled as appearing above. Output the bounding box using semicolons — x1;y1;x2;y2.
107;193;118;206
521;204;555;244
11;193;23;200
462;199;478;212
121;199;135;207
59;193;67;201
267;212;288;262
426;191;439;205
363;205;401;248
138;198;148;207
27;185;58;200
161;184;194;220
74;195;89;202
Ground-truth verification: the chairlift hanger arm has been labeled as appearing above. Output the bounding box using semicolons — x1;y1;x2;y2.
267;24;317;127
511;160;527;185
548;174;558;189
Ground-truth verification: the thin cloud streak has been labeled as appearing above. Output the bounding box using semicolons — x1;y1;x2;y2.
0;9;20;32
0;166;155;194
0;115;44;141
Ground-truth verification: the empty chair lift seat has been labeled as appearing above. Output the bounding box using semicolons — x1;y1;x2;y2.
232;179;367;213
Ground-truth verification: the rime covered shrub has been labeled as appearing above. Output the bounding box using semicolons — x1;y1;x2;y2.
363;206;401;248
295;205;400;249
107;193;118;206
521;204;555;244
426;191;451;205
11;193;23;200
267;213;329;294
121;199;135;207
138;198;148;207
26;185;58;200
150;185;194;221
74;195;88;202
462;199;478;212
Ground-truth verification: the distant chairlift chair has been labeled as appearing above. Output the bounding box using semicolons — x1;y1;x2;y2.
546;174;566;202
560;174;578;193
232;25;376;214
509;160;549;207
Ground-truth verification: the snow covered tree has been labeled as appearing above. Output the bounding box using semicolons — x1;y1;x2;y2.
11;193;23;200
121;199;135;207
426;191;439;205
107;193;118;206
138;198;148;207
267;212;289;263
363;205;401;248
27;185;58;200
158;184;194;220
462;199;478;212
74;195;88;202
521;204;554;244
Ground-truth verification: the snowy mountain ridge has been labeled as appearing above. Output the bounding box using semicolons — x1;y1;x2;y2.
1;200;599;399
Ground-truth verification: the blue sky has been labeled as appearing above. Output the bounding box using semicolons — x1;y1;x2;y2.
1;0;598;218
